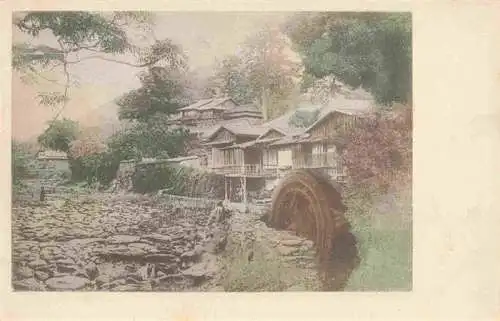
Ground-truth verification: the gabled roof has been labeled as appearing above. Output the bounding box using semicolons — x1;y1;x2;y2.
178;98;213;111
179;97;236;112
203;122;266;142
256;127;287;141
198;97;234;111
223;104;260;114
305;98;374;133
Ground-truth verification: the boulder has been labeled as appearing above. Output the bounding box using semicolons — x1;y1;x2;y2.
34;271;51;281
13;278;46;291
15;266;34;279
106;235;141;244
45;276;90;291
27;259;48;270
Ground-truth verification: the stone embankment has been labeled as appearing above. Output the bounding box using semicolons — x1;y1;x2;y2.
12;186;322;292
223;203;322;291
12;193;224;291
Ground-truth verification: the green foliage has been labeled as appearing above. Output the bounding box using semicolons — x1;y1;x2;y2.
15;12;130;53
13;11;184;118
204;55;255;105
341;105;412;191
117;66;189;121
222;254;288;292
205;25;300;120
37;92;68;107
107;115;189;161
285;12;412;105
132;163;225;197
288;109;320;128
12;43;65;72
12;141;32;187
132;163;177;194
70;152;119;186
37;118;80;152
13;12;158;72
344;185;412;291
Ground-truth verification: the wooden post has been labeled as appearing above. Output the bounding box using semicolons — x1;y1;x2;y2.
242;176;248;209
224;176;228;201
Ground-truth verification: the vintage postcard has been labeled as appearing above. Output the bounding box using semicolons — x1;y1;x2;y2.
10;10;413;293
2;1;500;321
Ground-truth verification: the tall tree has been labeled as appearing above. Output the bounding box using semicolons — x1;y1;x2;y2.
113;54;191;160
107;114;188;161
206;25;301;120
204;55;254;104
116;65;190;121
284;12;412;105
37;118;80;152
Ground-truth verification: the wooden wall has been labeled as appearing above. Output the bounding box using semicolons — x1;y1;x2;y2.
210;128;235;144
309;112;358;139
260;129;284;140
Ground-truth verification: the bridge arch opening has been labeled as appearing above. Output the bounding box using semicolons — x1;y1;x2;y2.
268;169;360;290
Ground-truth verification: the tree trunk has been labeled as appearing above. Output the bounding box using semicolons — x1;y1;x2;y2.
261;87;270;121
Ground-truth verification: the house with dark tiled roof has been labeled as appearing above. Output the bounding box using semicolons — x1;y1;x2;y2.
167;96;264;167
171;97;262;128
199;90;375;205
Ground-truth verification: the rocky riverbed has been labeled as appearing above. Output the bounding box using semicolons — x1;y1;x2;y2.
12;192;224;292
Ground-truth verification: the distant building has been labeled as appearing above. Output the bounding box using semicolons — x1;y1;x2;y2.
169;96;264;165
170;97;263;128
36;150;70;172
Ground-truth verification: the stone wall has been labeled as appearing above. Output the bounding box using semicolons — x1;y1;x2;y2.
222;204;322;291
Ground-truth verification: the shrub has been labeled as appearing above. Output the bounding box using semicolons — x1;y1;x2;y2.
131;163;225;197
342;105;412;191
12;142;30;187
70;152;120;186
132;163;178;194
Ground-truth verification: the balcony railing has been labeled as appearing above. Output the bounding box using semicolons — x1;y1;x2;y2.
292;152;346;179
292;152;339;169
211;164;279;177
208;152;346;178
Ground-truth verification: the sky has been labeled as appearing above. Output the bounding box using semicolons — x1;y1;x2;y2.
12;12;291;141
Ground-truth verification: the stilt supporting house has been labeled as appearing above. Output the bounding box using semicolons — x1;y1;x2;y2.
240;176;248;212
224;176;228;201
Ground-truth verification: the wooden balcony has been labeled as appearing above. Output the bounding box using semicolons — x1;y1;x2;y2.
292;152;337;168
211;164;279;177
292;152;346;179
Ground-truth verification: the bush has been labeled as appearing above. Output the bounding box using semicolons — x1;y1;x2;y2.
70;152;120;186
131;163;178;194
342;105;412;191
131;163;225;197
12;142;30;187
